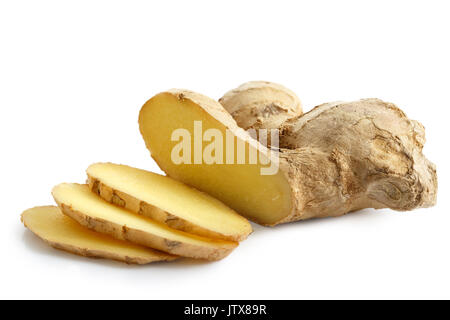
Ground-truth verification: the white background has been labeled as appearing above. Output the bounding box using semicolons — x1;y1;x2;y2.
1;0;449;299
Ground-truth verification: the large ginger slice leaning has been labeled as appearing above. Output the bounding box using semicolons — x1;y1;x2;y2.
86;162;252;241
21;206;177;264
139;90;293;225
139;91;437;225
52;183;238;260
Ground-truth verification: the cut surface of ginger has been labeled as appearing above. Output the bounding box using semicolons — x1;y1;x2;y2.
21;206;176;264
52;183;238;260
86;162;252;241
139;90;293;225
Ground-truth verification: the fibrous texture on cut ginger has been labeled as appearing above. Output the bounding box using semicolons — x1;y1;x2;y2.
139;90;437;226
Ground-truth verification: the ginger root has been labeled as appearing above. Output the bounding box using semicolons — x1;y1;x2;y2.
277;98;437;220
140;91;437;225
219;81;302;133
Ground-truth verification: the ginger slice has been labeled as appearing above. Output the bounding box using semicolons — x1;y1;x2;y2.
21;206;177;264
52;183;238;260
139;90;437;225
139;90;293;225
86;162;252;241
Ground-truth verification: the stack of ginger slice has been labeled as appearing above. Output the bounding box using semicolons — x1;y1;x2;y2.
21;163;252;264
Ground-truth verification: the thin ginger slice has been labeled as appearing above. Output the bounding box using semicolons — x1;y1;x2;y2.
52;183;238;260
86;162;252;241
21;206;177;264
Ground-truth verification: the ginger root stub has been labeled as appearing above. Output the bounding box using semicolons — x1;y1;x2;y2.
219;81;302;132
139;90;437;225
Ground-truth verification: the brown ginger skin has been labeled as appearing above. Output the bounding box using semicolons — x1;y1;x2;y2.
275;98;437;222
219;81;302;135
